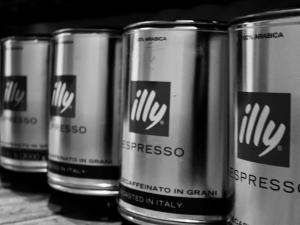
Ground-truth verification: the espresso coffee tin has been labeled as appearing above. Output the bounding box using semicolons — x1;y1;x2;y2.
229;9;300;225
119;20;232;224
48;29;122;195
0;36;50;172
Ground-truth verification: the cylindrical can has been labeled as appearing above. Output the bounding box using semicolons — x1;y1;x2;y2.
48;29;122;195
0;36;50;172
119;20;231;224
229;9;300;225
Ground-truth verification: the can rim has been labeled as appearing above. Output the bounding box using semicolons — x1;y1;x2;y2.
1;35;51;43
230;8;300;28
52;28;122;36
124;20;228;31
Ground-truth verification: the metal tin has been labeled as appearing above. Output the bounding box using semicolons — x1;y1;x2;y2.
119;20;232;224
48;28;122;195
229;9;300;225
0;36;50;172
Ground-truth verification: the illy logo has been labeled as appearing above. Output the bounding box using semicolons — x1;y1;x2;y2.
238;92;290;167
51;75;76;117
239;104;286;157
129;81;170;136
3;76;26;111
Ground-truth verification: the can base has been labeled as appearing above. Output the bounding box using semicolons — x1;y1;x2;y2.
48;172;119;196
0;157;47;173
118;204;226;225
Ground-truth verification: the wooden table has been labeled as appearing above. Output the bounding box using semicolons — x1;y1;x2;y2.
0;167;132;225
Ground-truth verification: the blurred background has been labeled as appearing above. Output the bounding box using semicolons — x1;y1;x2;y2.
0;0;300;37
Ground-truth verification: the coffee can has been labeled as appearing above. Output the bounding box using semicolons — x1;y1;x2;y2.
119;20;232;224
48;29;122;195
0;36;50;172
229;9;300;225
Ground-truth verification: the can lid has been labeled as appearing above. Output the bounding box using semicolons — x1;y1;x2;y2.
52;28;122;36
124;20;228;31
230;8;300;28
1;35;51;43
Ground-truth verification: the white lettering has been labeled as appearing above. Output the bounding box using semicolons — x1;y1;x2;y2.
51;81;74;113
131;89;167;130
239;103;286;157
4;81;25;107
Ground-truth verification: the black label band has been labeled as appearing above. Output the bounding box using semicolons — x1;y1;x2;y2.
1;147;47;161
120;184;232;215
48;160;120;180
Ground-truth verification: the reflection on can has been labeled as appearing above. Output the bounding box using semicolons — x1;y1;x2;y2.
119;20;232;224
48;29;122;195
0;36;50;172
229;9;300;225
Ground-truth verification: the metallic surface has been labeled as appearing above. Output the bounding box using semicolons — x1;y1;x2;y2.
119;21;231;224
48;173;119;196
48;29;122;195
229;10;300;225
230;8;300;27
0;37;50;172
